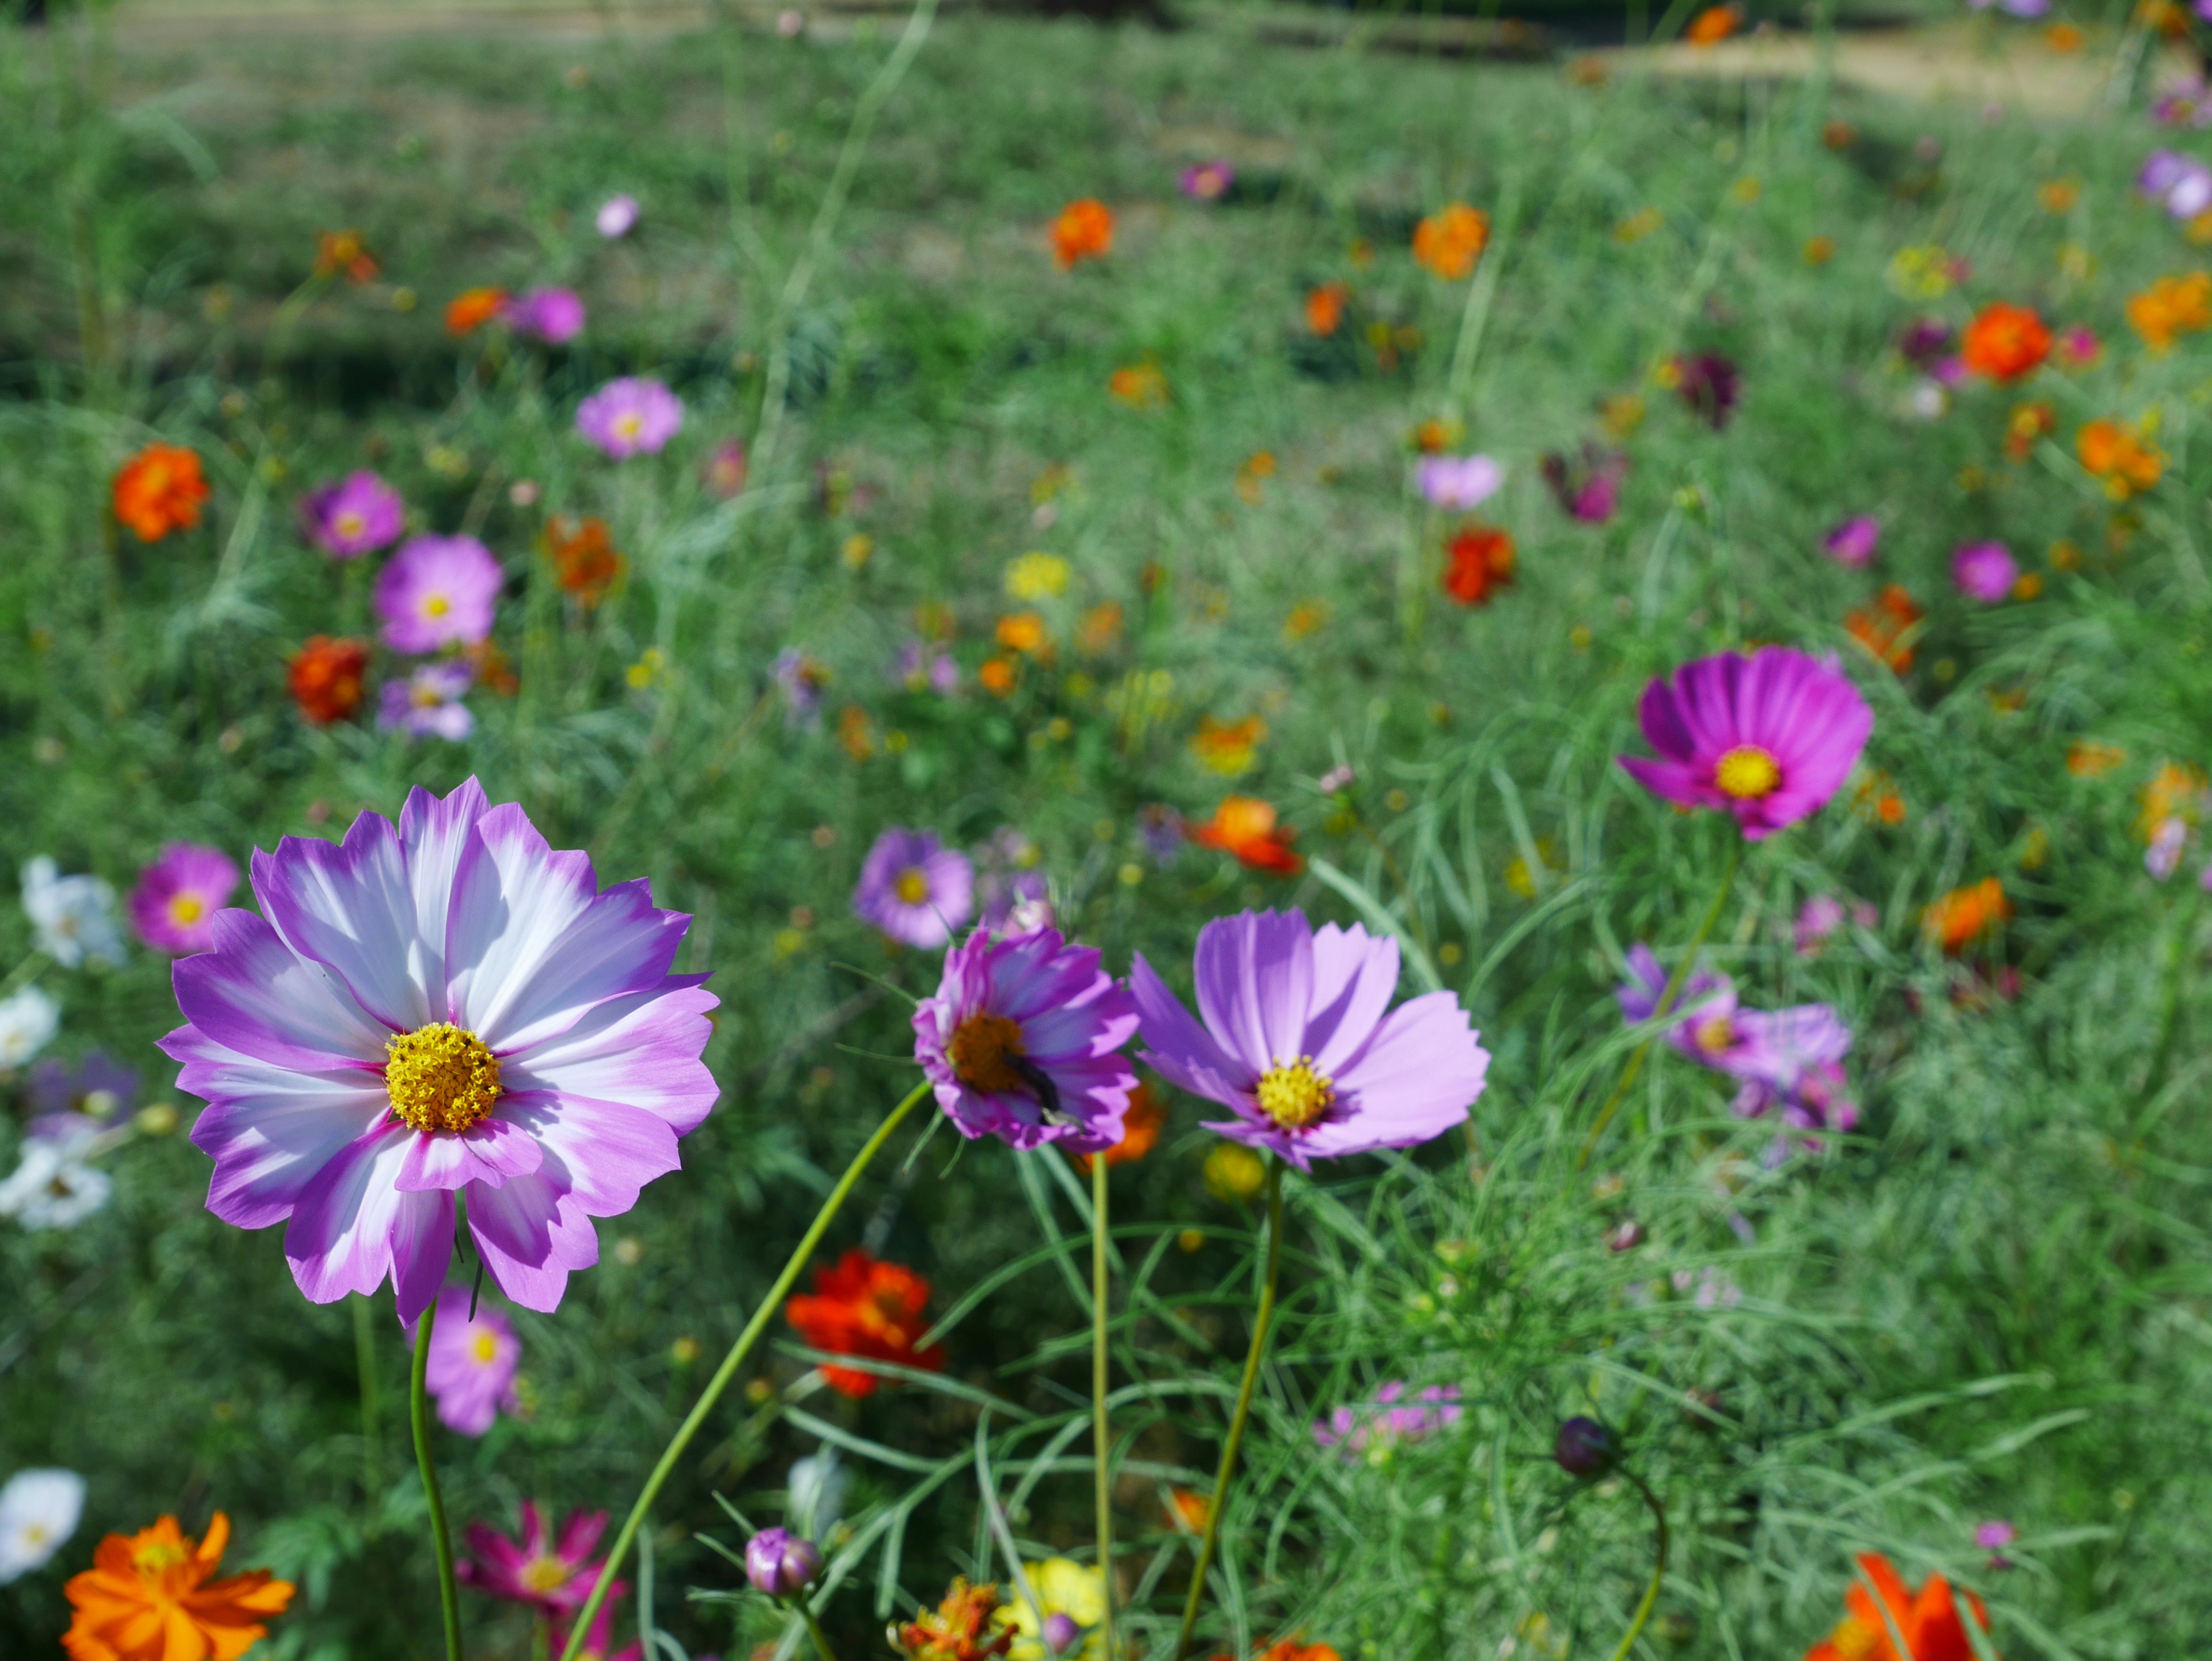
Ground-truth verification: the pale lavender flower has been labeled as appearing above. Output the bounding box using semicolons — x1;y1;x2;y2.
2149;816;2188;880
423;1285;522;1436
1415;453;1503;511
1312;1383;1463;1454
577;377;684;460
380;661;476;741
297;471;405;560
772;648;827;728
973;827;1047;929
1821;516;1881;567
374;534;502;652
1795;895;1874;954
1138;805;1184;865
1953;540;2018;603
27;1051;138;1145
502;288;587;345
596;195;640;238
853;828;974;949
1618;945;1851;1092
892;639;958;695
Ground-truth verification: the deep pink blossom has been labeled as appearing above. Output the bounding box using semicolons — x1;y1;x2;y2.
1313;1383;1463;1454
460;1502;618;1621
502;288;588;345
1821;516;1880;567
128;843;240;955
297;472;404;560
1952;541;2018;603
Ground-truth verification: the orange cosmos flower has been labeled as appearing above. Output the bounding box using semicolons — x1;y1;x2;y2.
1211;1645;1341;1661
2126;272;2212;353
1190;796;1303;875
785;1248;947;1398
2075;419;2162;498
286;635;368;726
1166;1489;1211;1532
1854;772;1907;826
891;1578;1012;1661
1922;877;2010;955
1804;1553;1989;1661
2045;20;2084;49
1960;302;2051;381
1108;362;1169;408
1073;1080;1166;1174
112;444;211;542
1050;198;1114;270
995;612;1052;659
2003;402;2054;460
2141;761;2210;837
1844;584;1925;674
312;229;378;284
1412;203;1490;280
978;657;1017;697
63;1512;294;1661
2066;739;2126;778
1077;601;1125;654
445;286;508;336
1685;3;1741;44
1443;525;1516;607
1190;713;1267;775
542;514;625;607
1305;281;1349;336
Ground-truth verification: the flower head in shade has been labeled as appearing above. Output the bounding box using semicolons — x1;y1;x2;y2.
1443;526;1515;607
1669;351;1740;428
2140;148;2212;216
1844;584;1924;674
288;635;370;725
161;778;719;1321
460;1504;613;1621
596;194;640;237
28;1051;138;1142
853;828;975;949
1177;161;1235;201
0;1469;86;1584
1071;1079;1165;1174
1804;1553;1988;1661
128;845;241;956
1050;199;1115;270
972;828;1047;928
1130;910;1488;1171
501;287;588;345
379;661;476;741
1794;895;1874;954
374;535;501;652
0;986;60;1069
994;1559;1104;1661
1961;301;2051;380
1821;516;1881;567
1950;540;2017;603
1540;444;1626;523
1975;1519;2017;1569
785;1248;947;1397
577;377;685;459
1897;317;1954;366
1190;797;1302;874
112;444;210;543
1616;648;1874;841
423;1285;522;1436
62;1514;294;1661
914;926;1138;1153
0;1141;111;1229
1733;1058;1858;1160
1312;1383;1463;1457
24;858;127;970
745;1527;821;1598
297;471;404;559
1415;453;1503;510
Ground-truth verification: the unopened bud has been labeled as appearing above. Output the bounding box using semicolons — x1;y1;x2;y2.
1042;1612;1082;1655
1554;1416;1618;1478
745;1527;821;1598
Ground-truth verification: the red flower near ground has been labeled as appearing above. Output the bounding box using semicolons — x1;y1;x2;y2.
1050;199;1115;270
312;229;379;284
785;1248;947;1398
1804;1553;1990;1661
286;635;369;725
1443;526;1516;606
1960;302;2051;381
1189;797;1303;875
112;444;211;542
1922;877;2010;955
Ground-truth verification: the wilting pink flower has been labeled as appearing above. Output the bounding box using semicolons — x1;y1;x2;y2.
1952;540;2018;603
1415;453;1502;510
501;288;587;345
373;534;502;652
853;828;974;949
577;377;684;460
1177;161;1236;201
297;471;404;559
379;661;476;741
1541;444;1626;524
1671;352;1740;428
1821;516;1880;567
1976;1519;2017;1569
423;1285;522;1435
2054;324;2102;369
1313;1382;1462;1454
912;925;1138;1152
1618;648;1873;839
460;1503;618;1621
1130;910;1488;1170
128;843;241;955
703;440;748;498
163;779;718;1320
596;195;640;238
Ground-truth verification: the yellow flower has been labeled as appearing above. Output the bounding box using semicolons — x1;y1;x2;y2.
1005;551;1071;601
1613;207;1664;244
994;1559;1106;1661
1190;713;1267;777
1886;243;1956;301
1203;1142;1267;1202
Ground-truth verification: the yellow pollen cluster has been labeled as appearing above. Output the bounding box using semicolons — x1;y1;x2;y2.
471;1331;501;1364
423;593;452;618
894;867;930;905
520;1558;571;1595
334;511;368;540
385;1023;503;1133
168;893;206;925
947;1013;1027;1094
133;1540;190;1575
1255;1056;1334;1131
1693;1016;1735;1055
1827;1618;1881;1661
1713;744;1782;800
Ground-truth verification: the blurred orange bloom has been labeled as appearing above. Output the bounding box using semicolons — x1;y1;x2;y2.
1844;584;1924;674
2066;739;2126;778
1050;198;1115;270
1922;877;2010;954
1412;203;1490;280
1212;1644;1342;1661
112;444;210;542
467;637;521;698
543;514;625;607
287;635;368;726
892;1578;1008;1661
444;286;507;336
1077;601;1124;654
63;1512;294;1661
2045;20;2084;50
1443;526;1516;607
1191;713;1267;775
2141;761;2209;837
1109;362;1170;408
838;705;877;760
1166;1489;1210;1532
2126;272;2212;353
1305;281;1349;336
1411;417;1461;453
312;229;378;284
2076;419;2162;498
1191;797;1302;874
2003;402;2054;460
1685;4;1741;44
1073;1080;1166;1174
1854;773;1907;826
1804;1552;1989;1661
996;612;1052;658
978;657;1017;697
785;1248;946;1398
2140;0;2190;36
1961;302;2051;381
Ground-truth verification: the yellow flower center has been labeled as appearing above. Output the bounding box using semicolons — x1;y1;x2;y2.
384;1023;503;1133
1713;744;1782;800
167;894;205;925
21;1523;50;1548
424;593;452;618
414;682;446;708
1255;1057;1334;1131
894;867;930;905
472;1331;500;1364
615;413;644;441
1693;1016;1735;1054
335;510;368;540
1828;1617;1881;1661
946;1013;1027;1094
520;1558;571;1595
133;1540;190;1575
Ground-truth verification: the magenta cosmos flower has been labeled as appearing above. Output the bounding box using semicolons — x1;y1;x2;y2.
460;1503;617;1621
297;471;405;559
502;287;588;345
852;828;974;949
1616;647;1873;841
1130;910;1488;1171
128;843;240;955
161;779;718;1320
373;534;502;653
577;377;684;460
1821;515;1880;567
423;1285;522;1436
1952;540;2018;603
912;925;1138;1152
1415;453;1503;511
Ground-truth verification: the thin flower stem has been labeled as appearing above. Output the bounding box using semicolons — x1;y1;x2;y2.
354;1295;382;1499
410;1293;465;1661
0;950;50;1002
1172;1157;1286;1661
556;1080;931;1661
1577;838;1743;1170
1606;1473;1670;1661
1092;1149;1116;1660
2142;883;2200;1109
800;1603;843;1661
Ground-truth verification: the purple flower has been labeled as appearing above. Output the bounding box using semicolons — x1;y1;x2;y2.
596;195;640;238
1312;1382;1463;1454
853;828;975;949
1952;540;2018;603
1415;453;1503;511
1821;515;1881;567
771;648;827;728
128;843;241;955
1540;444;1626;524
1672;352;1740;429
1975;1519;2017;1569
745;1527;820;1598
2138;149;2212;216
297;471;404;560
1733;1059;1859;1160
2148;816;2188;880
380;661;476;742
913;925;1138;1153
1616;945;1851;1089
374;534;502;652
26;1051;138;1147
501;288;587;345
460;1503;616;1620
1795;895;1873;954
161;778;719;1321
1177;161;1235;201
1129;910;1488;1171
1897;317;1955;366
892;639;958;695
1138;805;1184;865
423;1284;522;1435
577;377;684;459
1617;647;1873;840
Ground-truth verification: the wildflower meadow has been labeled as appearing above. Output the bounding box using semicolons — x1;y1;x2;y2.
4;0;2212;1657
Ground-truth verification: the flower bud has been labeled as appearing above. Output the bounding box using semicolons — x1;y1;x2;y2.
745;1527;821;1598
1042;1612;1082;1655
1554;1416;1618;1478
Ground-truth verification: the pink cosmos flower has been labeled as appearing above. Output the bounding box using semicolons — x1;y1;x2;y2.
460;1502;619;1621
1617;945;1851;1088
703;440;748;498
423;1284;522;1435
378;661;476;741
1794;895;1875;954
161;779;719;1321
852;828;974;949
912;925;1138;1153
1616;647;1873;840
577;377;684;460
1952;540;2018;603
297;471;405;560
128;843;241;955
502;288;588;345
1540;444;1625;524
596;195;640;238
1415;453;1503;510
1312;1383;1463;1454
1177;161;1235;201
373;535;502;653
1129;910;1488;1171
1821;516;1880;567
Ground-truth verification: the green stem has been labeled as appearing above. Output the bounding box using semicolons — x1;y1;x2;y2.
1607;1474;1669;1661
0;950;50;1003
1172;1158;1286;1661
800;1603;843;1661
2142;883;2200;1109
1577;838;1743;1170
354;1295;382;1499
411;1293;464;1661
1092;1150;1116;1660
556;1080;931;1661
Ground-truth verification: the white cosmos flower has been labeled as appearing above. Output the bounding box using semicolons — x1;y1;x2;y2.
0;1469;86;1583
0;987;59;1069
21;858;127;970
0;1141;111;1229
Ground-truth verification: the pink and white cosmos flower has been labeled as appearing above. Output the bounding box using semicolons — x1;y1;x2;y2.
162;779;718;1321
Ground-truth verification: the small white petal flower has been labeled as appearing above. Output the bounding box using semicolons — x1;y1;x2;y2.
21;858;127;970
0;1469;86;1584
0;1142;111;1229
0;987;60;1069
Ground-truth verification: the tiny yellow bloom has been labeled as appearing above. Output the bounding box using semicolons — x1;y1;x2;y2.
1004;550;1071;600
1203;1142;1267;1202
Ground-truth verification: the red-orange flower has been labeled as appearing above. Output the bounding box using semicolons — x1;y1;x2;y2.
112;444;210;543
1211;1643;1343;1661
312;229;378;284
1804;1552;1989;1661
1190;797;1302;875
543;514;626;607
2126;272;2211;353
1844;584;1925;674
1960;302;2051;381
1443;525;1516;606
1922;877;2010;955
445;286;508;336
1073;1080;1165;1174
1305;281;1349;336
64;1512;294;1661
2076;418;2163;498
1685;3;1741;44
891;1578;1013;1661
785;1248;946;1398
1412;203;1490;280
286;635;369;726
2002;401;2054;461
1050;198;1115;270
